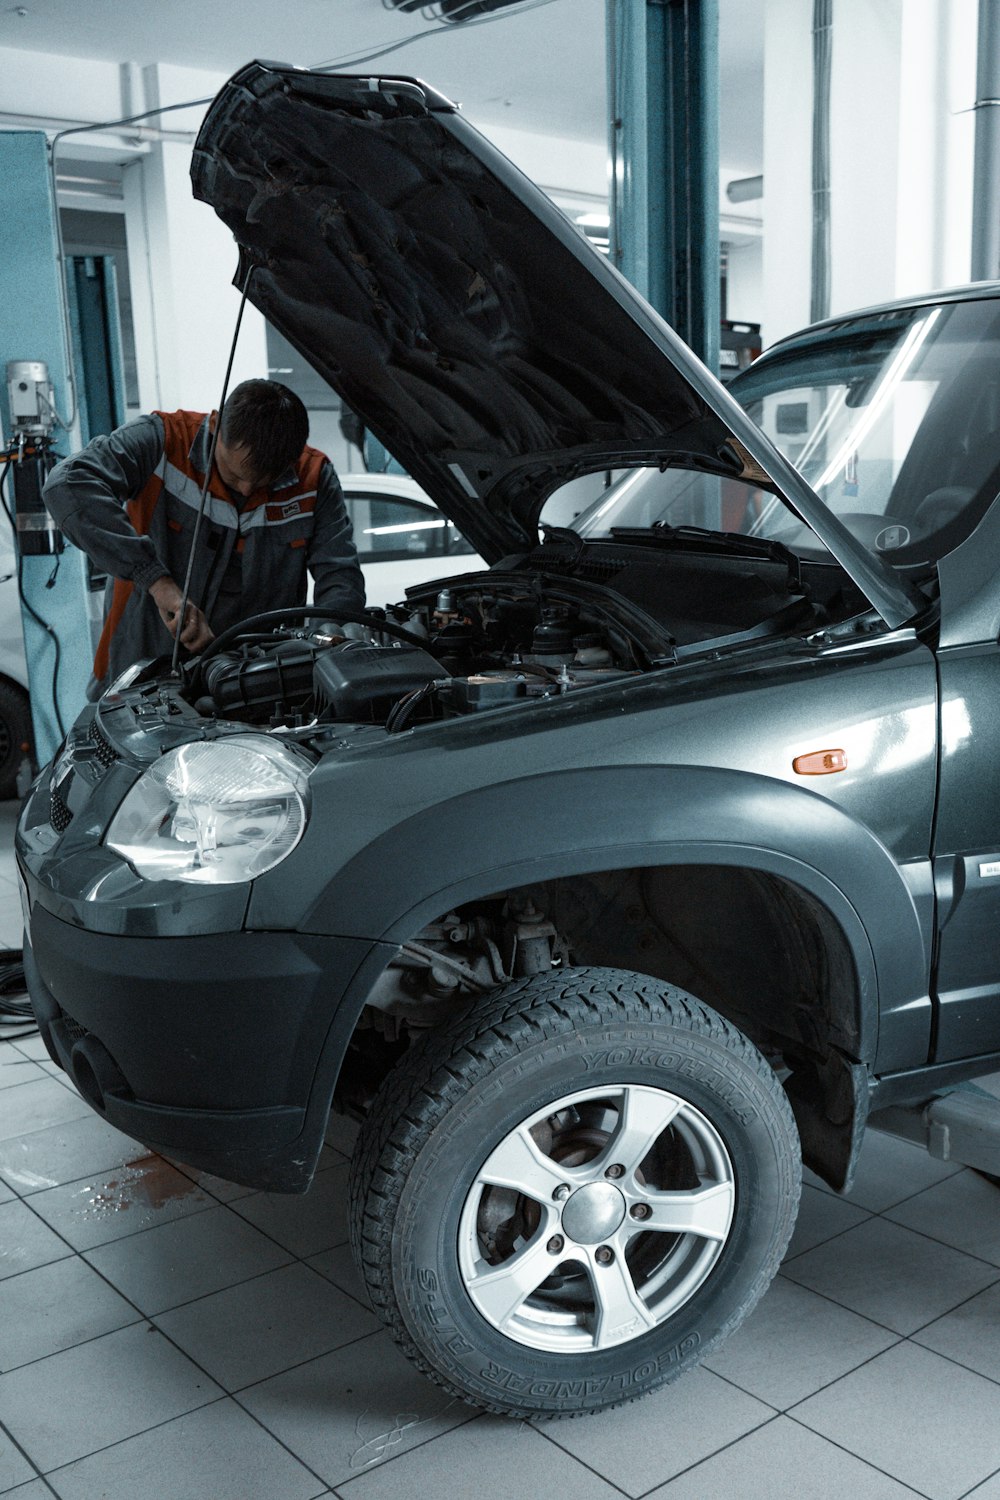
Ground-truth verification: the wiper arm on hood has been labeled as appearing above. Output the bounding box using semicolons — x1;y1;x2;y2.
609;524;805;594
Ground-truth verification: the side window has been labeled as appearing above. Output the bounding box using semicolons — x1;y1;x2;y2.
344;495;438;562
343;494;474;562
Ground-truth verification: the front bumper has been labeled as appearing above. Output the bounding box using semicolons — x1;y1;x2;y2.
23;904;377;1191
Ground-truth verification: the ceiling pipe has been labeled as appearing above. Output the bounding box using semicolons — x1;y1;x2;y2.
810;0;832;324
0;110;195;146
972;0;1000;281
726;174;762;203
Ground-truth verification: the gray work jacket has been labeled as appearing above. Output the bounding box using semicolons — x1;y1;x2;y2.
43;411;366;688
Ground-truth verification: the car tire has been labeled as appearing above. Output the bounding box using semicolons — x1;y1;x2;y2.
349;966;801;1417
0;681;30;802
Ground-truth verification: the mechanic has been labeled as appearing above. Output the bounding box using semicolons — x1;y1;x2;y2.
43;379;366;696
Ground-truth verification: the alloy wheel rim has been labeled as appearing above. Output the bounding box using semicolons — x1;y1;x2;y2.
457;1083;736;1354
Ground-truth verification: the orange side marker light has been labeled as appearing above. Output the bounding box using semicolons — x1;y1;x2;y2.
793;748;848;776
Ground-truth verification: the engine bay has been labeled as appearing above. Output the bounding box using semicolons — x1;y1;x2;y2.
186;574;642;733
170;542;870;737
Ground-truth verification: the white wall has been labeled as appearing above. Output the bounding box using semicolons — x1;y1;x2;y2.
0;47;270;418
726;238;764;325
123;64;268;414
894;0;976;298
761;0;978;348
0;43;121;126
478;121;607;202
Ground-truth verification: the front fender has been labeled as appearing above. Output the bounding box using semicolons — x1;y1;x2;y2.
301;764;930;1075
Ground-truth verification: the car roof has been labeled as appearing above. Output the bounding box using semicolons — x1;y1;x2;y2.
766;282;1000;352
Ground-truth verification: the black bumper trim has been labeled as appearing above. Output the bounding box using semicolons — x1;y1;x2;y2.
21;914;376;1192
24;938;305;1165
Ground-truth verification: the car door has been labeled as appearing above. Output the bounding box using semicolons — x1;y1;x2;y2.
931;642;1000;1061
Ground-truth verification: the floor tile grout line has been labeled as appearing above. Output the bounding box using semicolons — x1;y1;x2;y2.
0;1307;148;1379
34;1392;233;1485
780;1210;877;1265
0;1075;52;1098
780;1241;1000;1336
780;1336;927;1417
612;1409;786;1500
781;1410;936;1499
36;1390;335;1500
703;1339;903;1414
906;1271;1000;1339
228;1358;481;1493
0;1236;339;1370
782;1326;1000;1429
315;1406;482;1493
957;1459;1000;1499
904;1326;1000;1391
802;1159;969;1221
772;1268;928;1338
3;1157;365;1317
875;1206;1000;1275
13;1236;349;1495
0;1414;60;1499
528;1415;636;1499
94;1241;348;1325
226;1323;390;1402
0;1215;358;1381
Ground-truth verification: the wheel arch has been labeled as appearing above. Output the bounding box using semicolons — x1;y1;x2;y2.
302;765;928;1181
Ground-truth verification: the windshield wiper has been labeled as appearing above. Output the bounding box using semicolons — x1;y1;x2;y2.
609;524;805;594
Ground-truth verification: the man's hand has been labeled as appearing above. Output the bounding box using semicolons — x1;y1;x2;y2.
149;576;214;652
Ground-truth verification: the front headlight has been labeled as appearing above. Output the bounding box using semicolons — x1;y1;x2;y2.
106;736;309;885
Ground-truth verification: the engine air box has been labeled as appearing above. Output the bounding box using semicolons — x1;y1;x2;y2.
313;643;447;721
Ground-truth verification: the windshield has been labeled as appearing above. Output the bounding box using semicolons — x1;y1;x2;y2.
573;297;1000;566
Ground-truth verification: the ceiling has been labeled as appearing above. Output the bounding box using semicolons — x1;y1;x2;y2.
0;0;764;173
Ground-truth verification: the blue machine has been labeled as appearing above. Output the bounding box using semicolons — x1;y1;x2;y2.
0;133;124;769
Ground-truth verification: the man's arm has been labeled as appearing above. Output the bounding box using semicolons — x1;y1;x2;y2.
307;462;367;620
43;415;171;590
43;415;212;650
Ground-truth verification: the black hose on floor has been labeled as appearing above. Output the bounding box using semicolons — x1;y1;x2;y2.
0;948;36;1041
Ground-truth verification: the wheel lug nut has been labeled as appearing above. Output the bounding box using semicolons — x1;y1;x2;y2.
552;1185;571;1201
547;1235;564;1255
605;1163;625;1179
630;1202;651;1221
595;1245;615;1266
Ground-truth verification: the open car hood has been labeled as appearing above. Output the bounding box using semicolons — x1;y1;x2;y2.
191;62;922;628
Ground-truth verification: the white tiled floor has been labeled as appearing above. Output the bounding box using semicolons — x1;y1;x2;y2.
4;798;1000;1499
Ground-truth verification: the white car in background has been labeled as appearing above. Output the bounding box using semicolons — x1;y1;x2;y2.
340;471;487;607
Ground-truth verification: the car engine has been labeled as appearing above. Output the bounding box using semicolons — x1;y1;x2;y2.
184;574;643;734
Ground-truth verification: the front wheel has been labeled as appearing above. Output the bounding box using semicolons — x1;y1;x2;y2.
349;967;800;1418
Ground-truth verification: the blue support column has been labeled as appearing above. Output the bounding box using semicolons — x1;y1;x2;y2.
607;0;720;373
0;133;95;764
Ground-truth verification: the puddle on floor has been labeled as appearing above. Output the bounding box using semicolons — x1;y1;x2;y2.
81;1155;207;1222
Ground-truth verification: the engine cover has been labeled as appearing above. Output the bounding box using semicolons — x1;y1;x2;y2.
313;643;448;721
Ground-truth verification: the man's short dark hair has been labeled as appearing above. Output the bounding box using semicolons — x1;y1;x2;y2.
219;380;309;481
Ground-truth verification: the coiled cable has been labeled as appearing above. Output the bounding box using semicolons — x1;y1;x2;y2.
0;948;36;1041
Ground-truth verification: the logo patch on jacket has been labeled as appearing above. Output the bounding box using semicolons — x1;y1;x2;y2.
266;499;302;522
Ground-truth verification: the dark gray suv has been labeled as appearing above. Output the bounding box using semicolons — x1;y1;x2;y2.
15;62;1000;1418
